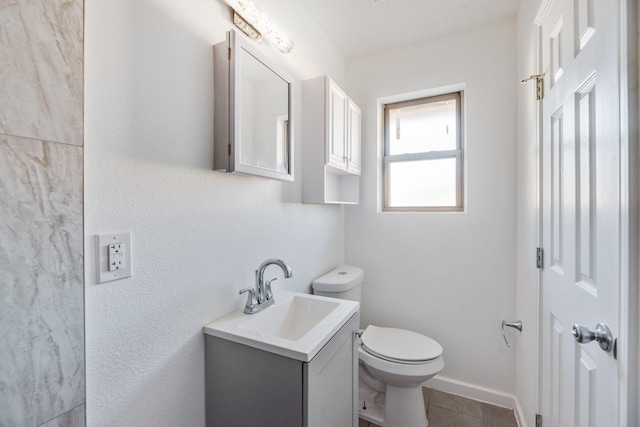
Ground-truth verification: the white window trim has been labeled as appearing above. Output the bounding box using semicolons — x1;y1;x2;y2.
380;89;465;212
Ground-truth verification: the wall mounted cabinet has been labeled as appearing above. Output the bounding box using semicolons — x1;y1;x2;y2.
302;76;361;204
213;30;294;181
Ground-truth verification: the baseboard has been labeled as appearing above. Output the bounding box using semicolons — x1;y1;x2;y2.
512;398;529;427
423;375;529;427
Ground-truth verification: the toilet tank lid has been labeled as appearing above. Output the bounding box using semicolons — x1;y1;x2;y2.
312;265;364;292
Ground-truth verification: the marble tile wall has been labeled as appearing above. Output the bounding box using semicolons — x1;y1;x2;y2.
0;1;84;426
40;404;85;427
0;0;83;146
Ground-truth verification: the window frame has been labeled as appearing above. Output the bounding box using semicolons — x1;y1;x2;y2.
382;91;464;212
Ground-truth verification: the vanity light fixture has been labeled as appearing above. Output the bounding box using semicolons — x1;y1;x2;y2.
224;0;294;53
232;12;261;42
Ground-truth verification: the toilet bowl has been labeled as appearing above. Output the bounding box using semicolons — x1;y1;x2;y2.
313;266;444;427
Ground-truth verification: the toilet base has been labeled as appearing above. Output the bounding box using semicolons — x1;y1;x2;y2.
385;384;428;427
358;383;428;427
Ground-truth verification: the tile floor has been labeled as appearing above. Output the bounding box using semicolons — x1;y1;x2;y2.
358;388;518;427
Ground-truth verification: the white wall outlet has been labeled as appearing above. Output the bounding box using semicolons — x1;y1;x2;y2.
108;243;126;271
97;232;132;283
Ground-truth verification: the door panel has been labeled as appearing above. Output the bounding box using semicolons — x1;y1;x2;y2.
347;99;361;174
539;0;620;426
327;80;348;169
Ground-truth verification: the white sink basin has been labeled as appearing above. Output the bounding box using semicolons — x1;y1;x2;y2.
240;296;340;340
203;291;359;361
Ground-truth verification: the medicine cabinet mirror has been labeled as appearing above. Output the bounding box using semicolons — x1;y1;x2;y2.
214;29;294;181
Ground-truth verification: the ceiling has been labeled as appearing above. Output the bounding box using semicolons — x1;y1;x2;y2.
296;0;521;58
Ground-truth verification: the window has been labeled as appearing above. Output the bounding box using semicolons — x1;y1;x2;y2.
383;91;464;212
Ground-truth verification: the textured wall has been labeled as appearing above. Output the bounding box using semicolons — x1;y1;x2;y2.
345;18;518;394
0;0;85;426
84;0;347;425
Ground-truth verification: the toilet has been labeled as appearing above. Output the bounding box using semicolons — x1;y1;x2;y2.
313;265;444;427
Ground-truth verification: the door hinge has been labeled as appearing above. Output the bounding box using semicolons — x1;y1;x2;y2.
227;143;231;156
521;74;544;101
535;76;544;100
228;47;231;60
536;413;542;427
536;247;544;269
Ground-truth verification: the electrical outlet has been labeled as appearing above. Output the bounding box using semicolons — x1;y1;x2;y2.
97;232;132;283
108;243;126;271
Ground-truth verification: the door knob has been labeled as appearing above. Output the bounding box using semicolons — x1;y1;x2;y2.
571;323;614;352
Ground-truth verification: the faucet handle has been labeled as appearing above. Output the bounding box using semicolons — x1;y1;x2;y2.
239;287;257;311
264;278;277;301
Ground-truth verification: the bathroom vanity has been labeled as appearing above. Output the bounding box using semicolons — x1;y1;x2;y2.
203;291;359;427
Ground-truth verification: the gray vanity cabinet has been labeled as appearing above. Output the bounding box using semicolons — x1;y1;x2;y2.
205;313;359;427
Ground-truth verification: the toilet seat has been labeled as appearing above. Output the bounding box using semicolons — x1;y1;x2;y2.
361;325;443;364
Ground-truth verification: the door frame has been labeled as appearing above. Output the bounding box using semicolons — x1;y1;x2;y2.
532;0;638;425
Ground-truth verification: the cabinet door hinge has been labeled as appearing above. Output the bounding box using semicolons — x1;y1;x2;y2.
536;413;542;427
536;247;544;269
228;47;231;60
227;143;231;156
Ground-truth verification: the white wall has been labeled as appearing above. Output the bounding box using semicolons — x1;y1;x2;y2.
514;1;544;424
345;18;518;394
84;0;347;425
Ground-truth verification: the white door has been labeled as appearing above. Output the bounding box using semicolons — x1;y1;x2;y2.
538;0;622;426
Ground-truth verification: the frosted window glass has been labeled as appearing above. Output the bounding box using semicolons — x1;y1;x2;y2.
388;99;457;155
388;158;457;207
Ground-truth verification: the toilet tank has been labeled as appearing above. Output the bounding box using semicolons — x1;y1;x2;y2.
312;265;364;302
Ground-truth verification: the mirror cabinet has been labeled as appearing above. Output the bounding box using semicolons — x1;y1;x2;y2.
213;30;294;181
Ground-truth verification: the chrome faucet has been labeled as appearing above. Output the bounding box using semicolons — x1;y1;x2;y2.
239;258;292;314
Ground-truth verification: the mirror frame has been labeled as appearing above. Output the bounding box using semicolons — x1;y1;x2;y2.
213;29;294;181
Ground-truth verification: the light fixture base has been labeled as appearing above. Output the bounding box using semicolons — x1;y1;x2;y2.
233;11;261;42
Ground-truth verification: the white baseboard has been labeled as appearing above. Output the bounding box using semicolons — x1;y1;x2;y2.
423;375;529;427
512;398;529;427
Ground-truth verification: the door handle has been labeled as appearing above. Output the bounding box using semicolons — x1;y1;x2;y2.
571;323;614;352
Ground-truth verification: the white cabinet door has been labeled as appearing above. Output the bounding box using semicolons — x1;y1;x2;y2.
304;314;358;427
326;79;348;170
347;99;361;175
